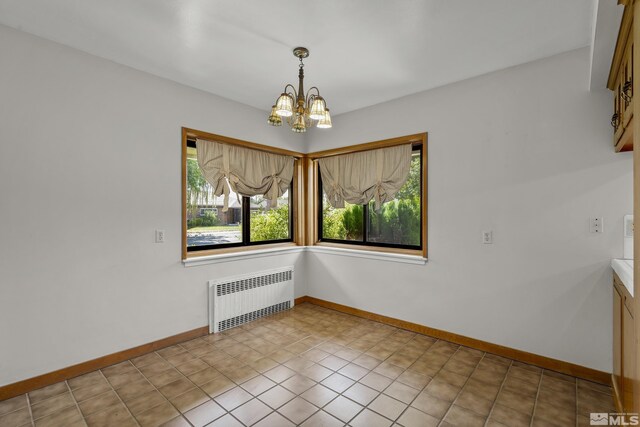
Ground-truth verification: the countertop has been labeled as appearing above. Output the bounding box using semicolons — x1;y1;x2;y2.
612;259;634;298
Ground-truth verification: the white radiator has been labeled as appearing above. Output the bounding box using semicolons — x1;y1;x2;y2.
208;266;294;333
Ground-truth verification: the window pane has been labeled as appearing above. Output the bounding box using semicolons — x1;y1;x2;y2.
249;190;291;242
367;152;421;246
186;148;242;247
322;192;364;241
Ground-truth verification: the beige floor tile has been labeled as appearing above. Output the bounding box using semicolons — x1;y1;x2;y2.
139;360;173;377
263;365;296;383
396;369;431;390
240;375;277;396
278;396;318;424
34;406;84;427
424;378;461;402
85;403;137;427
321;373;355;393
396;406;439;427
343;382;378;406
72;379;112;402
160;415;191;427
68;371;104;390
534;399;577;426
147;369;183;388
323;395;363;423
158;378;194;399
169;388;209;413
0;407;31;426
318;355;350;371
411;391;451;419
258;385;296;409
131;352;163;368
489;403;532;427
253;411;295;427
183;400;226;427
301;363;333;382
126;390;166;416
0;395;27;416
359;371;393;391
247;357;280;373
384;381;420;404
369;394;407;421
31;391;75;419
338;363;369;381
231;398;272;426
454;389;494;416
102;361;136;378
135;400;179;427
281;374;316;395
78;390;121;416
116;378;156;402
107;370;145;389
204;413;243;427
352;353;383;370
495;388;536;415
175;359;208;376
28;382;69;404
214;386;253;411
442;404;486;427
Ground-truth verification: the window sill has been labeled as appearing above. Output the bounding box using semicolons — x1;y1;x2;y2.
182;243;427;266
308;244;427;265
183;243;303;267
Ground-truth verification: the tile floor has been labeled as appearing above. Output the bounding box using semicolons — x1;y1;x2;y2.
0;303;614;427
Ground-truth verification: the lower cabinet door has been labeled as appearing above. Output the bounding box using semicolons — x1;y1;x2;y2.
614;285;624;406
623;305;636;412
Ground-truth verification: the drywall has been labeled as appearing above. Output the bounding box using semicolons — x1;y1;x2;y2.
0;24;307;386
306;48;632;372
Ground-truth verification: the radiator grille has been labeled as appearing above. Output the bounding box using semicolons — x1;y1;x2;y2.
216;270;293;296
218;301;291;331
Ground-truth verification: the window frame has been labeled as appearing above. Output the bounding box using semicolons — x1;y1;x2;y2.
308;133;428;258
182;128;304;259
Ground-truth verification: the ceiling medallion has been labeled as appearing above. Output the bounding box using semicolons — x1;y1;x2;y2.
267;47;332;132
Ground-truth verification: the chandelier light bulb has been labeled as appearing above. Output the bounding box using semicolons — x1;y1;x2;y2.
317;108;332;129
267;105;282;126
309;97;326;120
292;114;307;133
275;93;294;117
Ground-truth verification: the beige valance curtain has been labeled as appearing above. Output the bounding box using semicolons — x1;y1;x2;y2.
318;144;413;209
196;138;294;212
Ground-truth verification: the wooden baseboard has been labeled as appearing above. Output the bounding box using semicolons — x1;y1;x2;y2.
1;295;610;401
299;296;611;386
294;296;309;305
0;326;209;401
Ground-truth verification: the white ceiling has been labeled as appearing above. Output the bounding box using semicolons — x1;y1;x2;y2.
0;0;594;115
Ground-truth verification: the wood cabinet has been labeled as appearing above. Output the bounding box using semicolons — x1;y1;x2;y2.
609;5;635;152
613;271;636;412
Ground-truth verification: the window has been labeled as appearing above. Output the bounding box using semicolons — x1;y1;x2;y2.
314;135;427;256
183;129;301;258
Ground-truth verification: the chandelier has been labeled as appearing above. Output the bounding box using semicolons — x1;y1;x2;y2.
267;47;332;132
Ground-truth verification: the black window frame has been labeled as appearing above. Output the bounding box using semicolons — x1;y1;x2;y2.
186;139;294;253
317;143;423;251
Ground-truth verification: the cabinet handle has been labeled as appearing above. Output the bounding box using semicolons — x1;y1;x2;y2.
621;79;633;105
612;112;620;129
